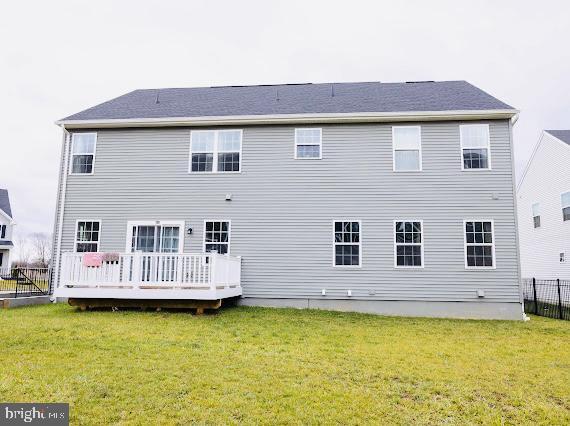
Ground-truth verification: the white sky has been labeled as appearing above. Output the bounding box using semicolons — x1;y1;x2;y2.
1;0;569;243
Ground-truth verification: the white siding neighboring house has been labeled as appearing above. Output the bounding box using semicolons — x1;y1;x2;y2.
517;130;570;280
0;189;15;269
52;81;524;319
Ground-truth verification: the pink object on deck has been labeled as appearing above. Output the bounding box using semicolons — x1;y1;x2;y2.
83;252;104;267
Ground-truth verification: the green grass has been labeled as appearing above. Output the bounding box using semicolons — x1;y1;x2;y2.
1;305;569;425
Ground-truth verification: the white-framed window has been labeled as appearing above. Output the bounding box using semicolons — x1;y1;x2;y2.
75;220;101;252
189;130;242;173
203;220;231;254
70;133;97;174
333;220;361;267
0;225;6;239
460;124;491;170
394;220;423;268
562;192;570;221
560;252;566;263
295;128;322;159
392;126;422;171
532;203;541;228
464;220;495;269
125;221;184;253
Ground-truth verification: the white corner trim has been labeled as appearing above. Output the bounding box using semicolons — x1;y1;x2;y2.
56;109;519;129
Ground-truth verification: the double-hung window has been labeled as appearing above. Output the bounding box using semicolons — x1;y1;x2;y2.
394;221;423;267
333;221;361;267
532;203;541;228
460;124;491;170
203;221;230;254
190;130;242;173
562;192;570;221
70;133;97;174
393;126;421;171
295;128;322;159
464;220;495;268
75;221;101;252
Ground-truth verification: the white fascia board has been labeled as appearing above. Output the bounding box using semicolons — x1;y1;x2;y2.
56;109;519;129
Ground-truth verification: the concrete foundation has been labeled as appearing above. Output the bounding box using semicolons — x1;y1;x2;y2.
237;297;525;320
0;296;53;309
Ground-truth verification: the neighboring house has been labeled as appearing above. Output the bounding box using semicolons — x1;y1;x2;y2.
52;80;523;319
517;130;570;280
0;189;15;269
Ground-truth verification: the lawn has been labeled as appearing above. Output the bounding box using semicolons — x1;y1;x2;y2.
0;305;569;425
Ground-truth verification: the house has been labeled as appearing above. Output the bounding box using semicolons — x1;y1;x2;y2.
52;80;524;319
0;189;14;269
517;130;570;280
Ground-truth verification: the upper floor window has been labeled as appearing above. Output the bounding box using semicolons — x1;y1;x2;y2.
333;221;361;267
189;130;241;173
70;133;97;174
562;192;570;221
464;220;495;268
75;220;100;252
394;221;423;267
532;203;541;228
460;124;490;170
203;221;230;254
0;224;6;239
295;128;322;159
393;126;421;171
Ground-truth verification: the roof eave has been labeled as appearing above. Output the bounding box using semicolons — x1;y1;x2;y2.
56;109;519;129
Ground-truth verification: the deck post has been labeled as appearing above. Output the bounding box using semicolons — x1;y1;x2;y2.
532;278;538;314
557;279;563;320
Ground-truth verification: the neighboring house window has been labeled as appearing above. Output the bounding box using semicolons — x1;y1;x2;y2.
71;133;97;174
394;221;423;267
295;128;322;159
75;221;100;252
189;130;241;173
562;192;570;221
0;225;5;239
532;203;541;228
203;221;230;254
464;220;495;268
333;221;361;267
560;252;566;263
460;124;491;170
393;126;421;171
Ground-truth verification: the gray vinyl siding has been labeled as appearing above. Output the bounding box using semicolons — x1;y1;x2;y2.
55;120;520;302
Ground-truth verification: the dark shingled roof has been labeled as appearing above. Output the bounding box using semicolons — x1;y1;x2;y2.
546;130;570;146
0;189;12;218
61;81;514;121
0;241;13;246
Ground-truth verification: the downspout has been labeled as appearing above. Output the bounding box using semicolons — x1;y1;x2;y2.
52;125;70;298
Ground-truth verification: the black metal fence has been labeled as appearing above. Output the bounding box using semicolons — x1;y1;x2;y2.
522;278;570;320
0;268;52;298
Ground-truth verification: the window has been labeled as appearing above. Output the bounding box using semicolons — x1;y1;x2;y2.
295;128;322;159
128;222;182;253
0;225;5;239
333;221;361;267
460;124;491;170
203;221;230;254
393;126;421;171
394;221;423;267
190;130;241;173
464;220;495;268
560;252;566;263
562;192;570;221
70;133;97;174
75;221;101;252
532;203;541;228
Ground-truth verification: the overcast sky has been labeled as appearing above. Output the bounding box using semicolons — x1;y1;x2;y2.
1;0;569;247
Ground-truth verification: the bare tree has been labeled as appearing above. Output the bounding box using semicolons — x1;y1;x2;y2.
30;232;52;267
15;234;32;266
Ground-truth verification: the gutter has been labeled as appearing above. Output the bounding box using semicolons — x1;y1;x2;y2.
56;109;520;129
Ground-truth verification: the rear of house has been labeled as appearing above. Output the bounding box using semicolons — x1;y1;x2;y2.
52;81;523;319
517;130;570;280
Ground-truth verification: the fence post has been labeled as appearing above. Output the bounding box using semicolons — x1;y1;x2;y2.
557;279;563;320
532;278;538;314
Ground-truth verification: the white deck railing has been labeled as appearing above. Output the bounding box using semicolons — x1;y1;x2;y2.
58;252;241;296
